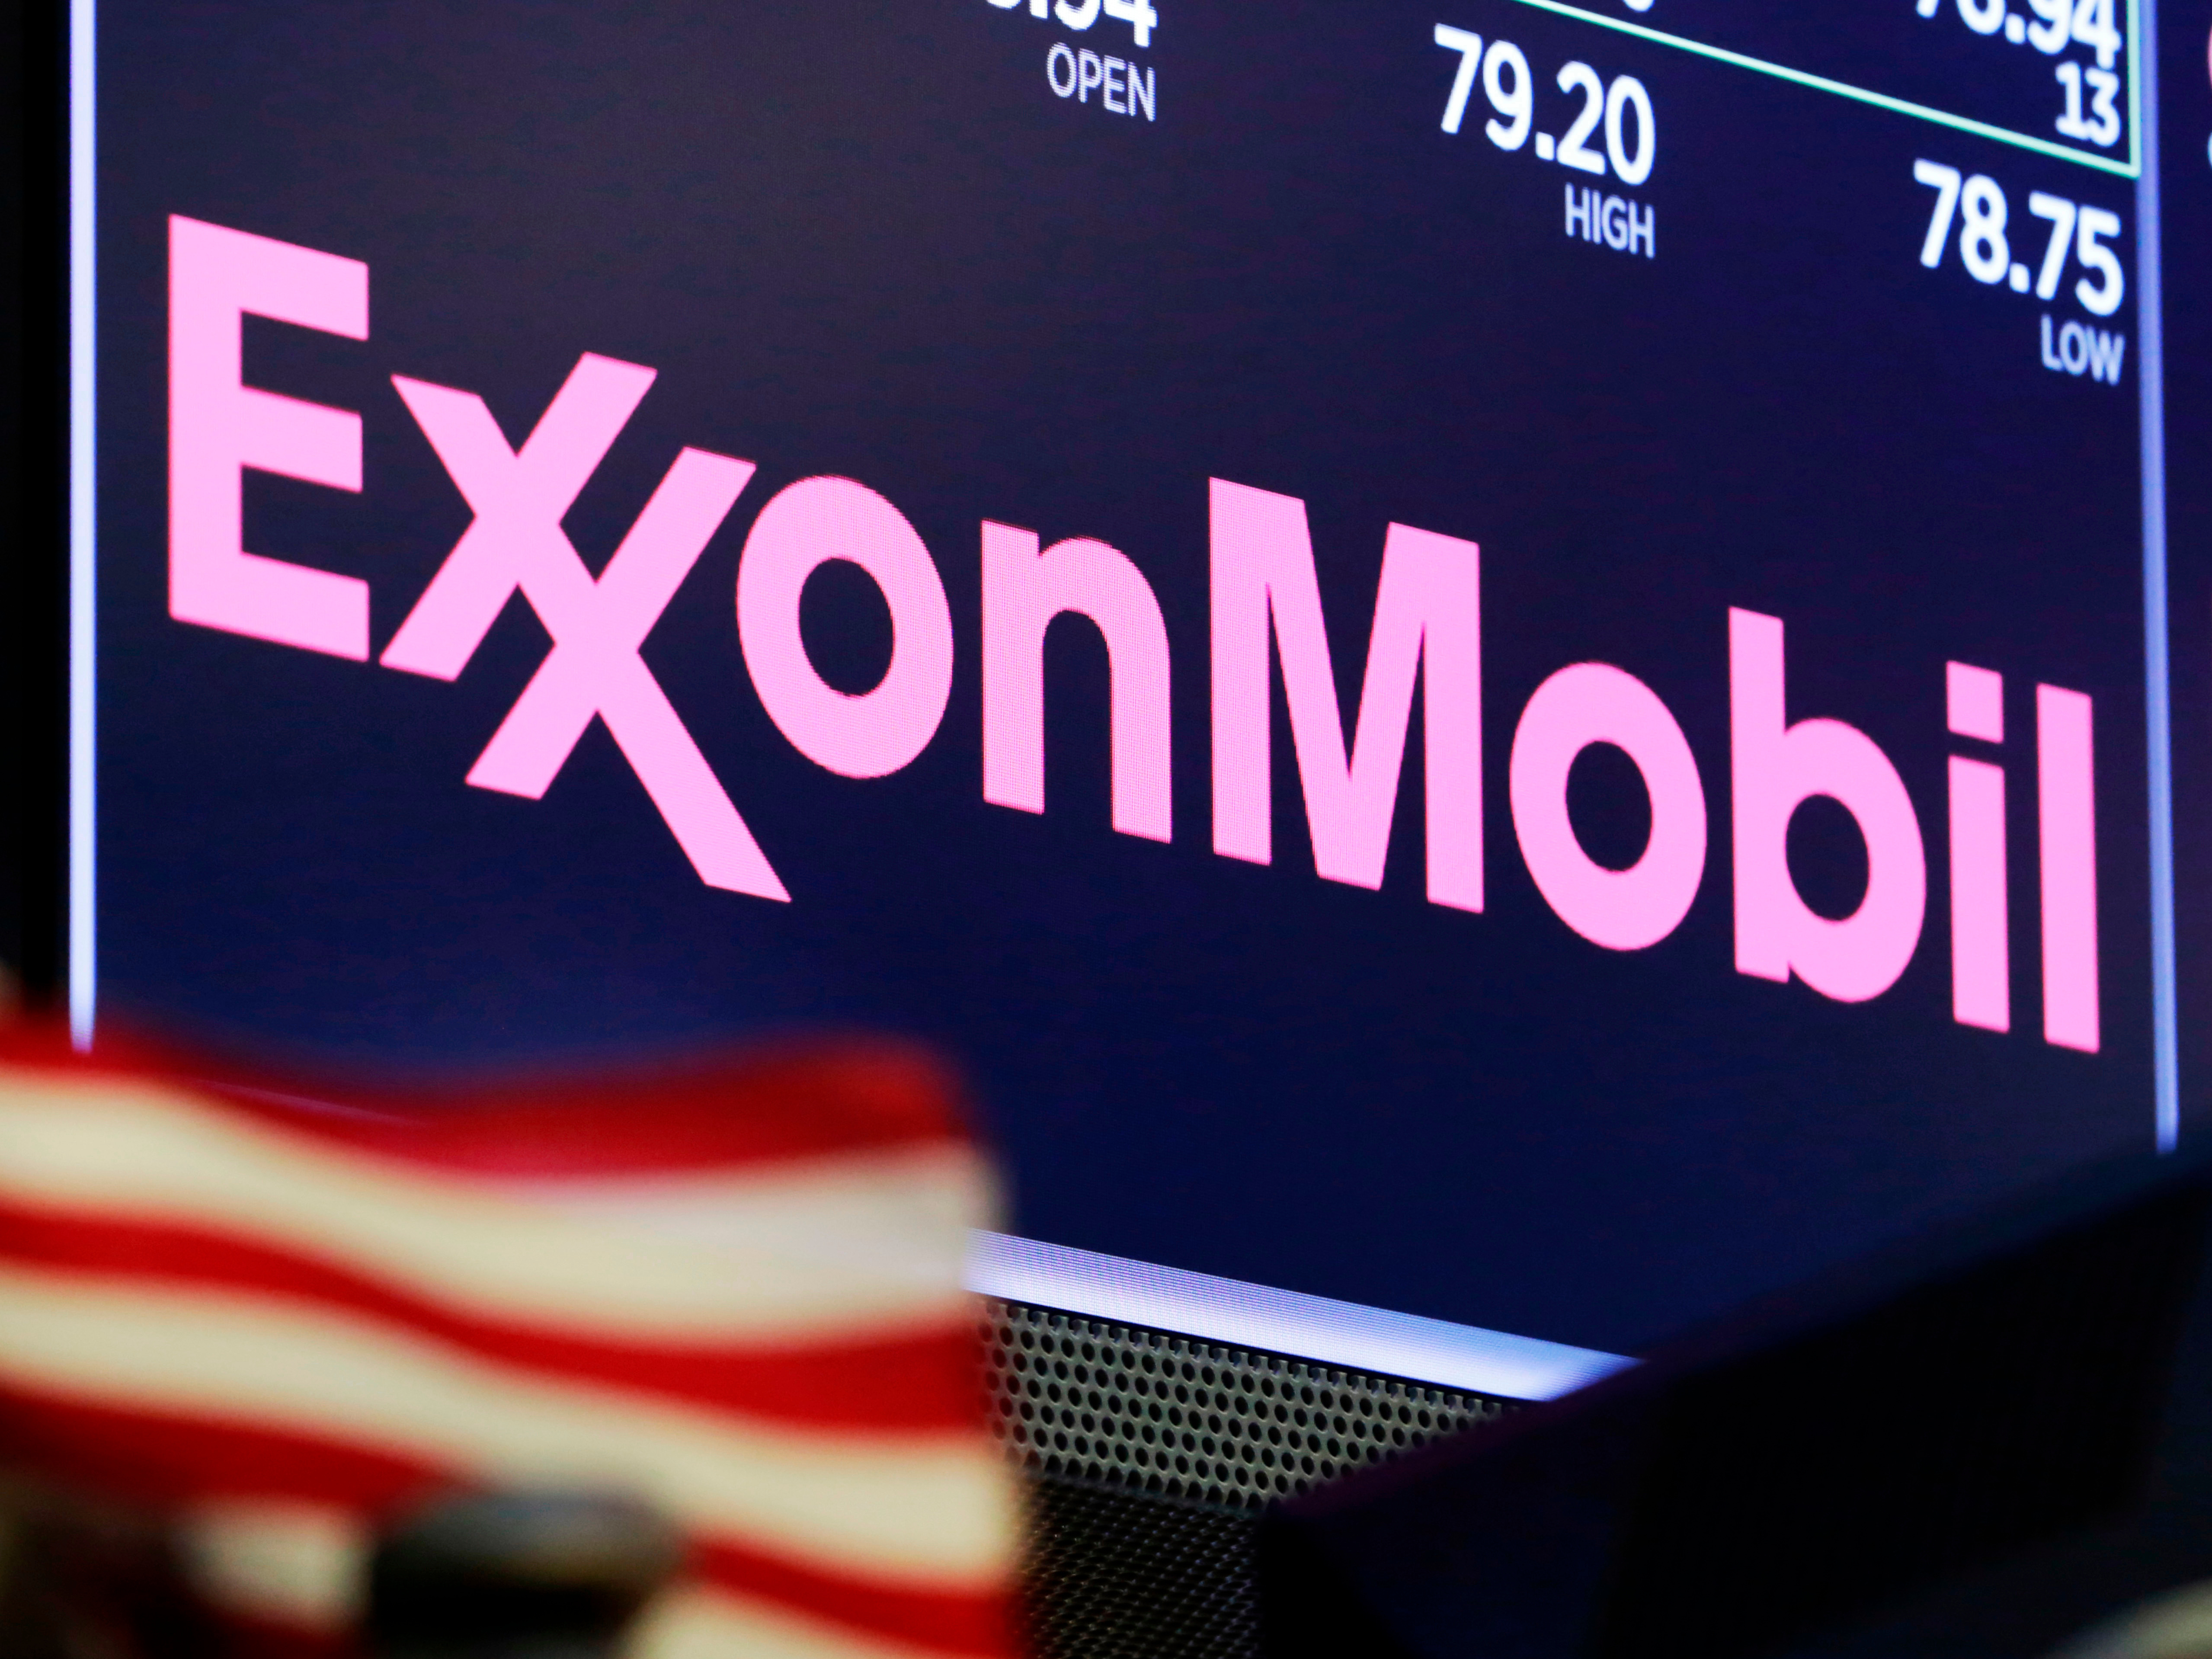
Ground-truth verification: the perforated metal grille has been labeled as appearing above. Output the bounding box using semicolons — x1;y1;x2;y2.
1017;1478;1259;1659
983;1299;1512;1509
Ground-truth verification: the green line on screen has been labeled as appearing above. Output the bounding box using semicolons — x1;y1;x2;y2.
1501;0;2140;179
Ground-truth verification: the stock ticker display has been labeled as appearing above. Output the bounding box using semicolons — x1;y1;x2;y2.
89;0;2184;1353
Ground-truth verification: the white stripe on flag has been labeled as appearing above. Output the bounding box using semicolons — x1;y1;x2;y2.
0;1079;982;1341
0;1264;1015;1586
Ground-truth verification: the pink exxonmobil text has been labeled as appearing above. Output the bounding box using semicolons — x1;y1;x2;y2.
165;213;2100;1054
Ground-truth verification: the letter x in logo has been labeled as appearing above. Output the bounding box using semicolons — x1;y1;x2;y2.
382;353;787;900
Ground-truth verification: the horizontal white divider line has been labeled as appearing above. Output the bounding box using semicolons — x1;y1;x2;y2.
964;1231;1631;1403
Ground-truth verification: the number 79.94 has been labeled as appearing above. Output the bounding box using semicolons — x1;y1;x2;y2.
1911;160;2123;317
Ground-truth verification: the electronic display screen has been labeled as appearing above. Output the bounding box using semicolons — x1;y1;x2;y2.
78;0;2176;1359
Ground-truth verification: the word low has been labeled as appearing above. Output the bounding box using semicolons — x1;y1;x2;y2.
166;214;2099;1051
2040;313;2126;384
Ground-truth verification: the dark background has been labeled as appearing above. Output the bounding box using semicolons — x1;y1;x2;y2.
2;0;67;1006
93;0;2154;1355
2164;2;2212;1173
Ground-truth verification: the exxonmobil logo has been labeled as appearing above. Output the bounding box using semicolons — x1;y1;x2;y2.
166;214;2101;1053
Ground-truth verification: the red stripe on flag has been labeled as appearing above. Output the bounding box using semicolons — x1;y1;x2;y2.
695;1536;1011;1657
211;1608;355;1659
0;1207;987;1432
0;1391;440;1513
0;1393;1007;1658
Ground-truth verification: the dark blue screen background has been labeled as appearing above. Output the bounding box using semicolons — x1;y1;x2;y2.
95;0;2155;1354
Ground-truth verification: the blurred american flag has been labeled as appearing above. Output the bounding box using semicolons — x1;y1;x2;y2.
0;1027;1015;1658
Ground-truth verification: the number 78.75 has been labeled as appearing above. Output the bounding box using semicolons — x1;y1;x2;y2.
1912;160;2123;317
